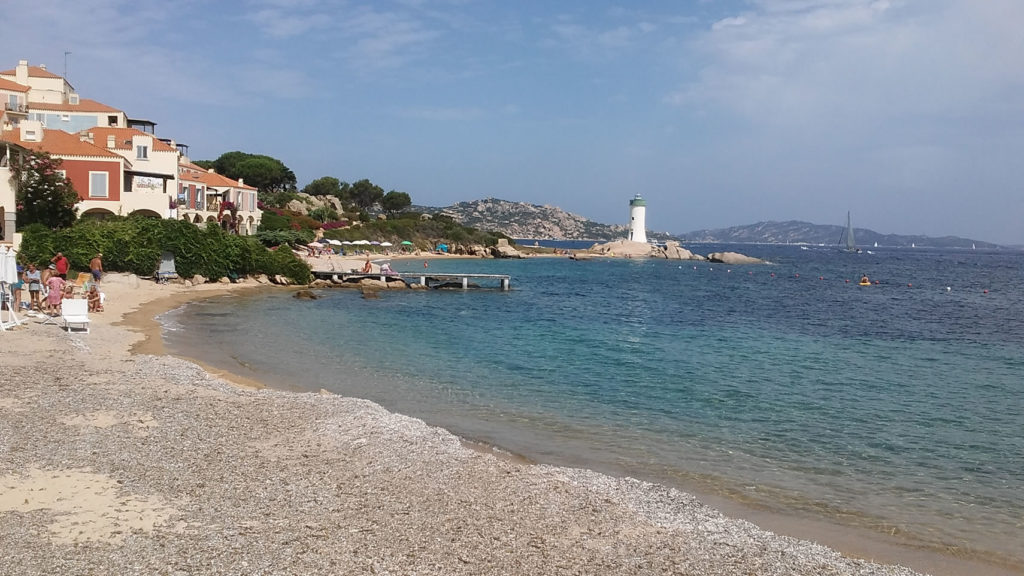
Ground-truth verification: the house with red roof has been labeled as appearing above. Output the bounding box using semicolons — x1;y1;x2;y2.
2;121;128;214
1;59;260;236
178;161;261;235
0;60;126;133
0;76;30;131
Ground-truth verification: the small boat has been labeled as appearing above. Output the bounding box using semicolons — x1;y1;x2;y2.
874;241;878;248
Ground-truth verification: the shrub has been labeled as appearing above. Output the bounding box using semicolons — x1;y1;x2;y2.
19;219;311;284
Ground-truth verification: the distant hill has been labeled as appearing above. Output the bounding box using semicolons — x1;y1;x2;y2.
416;198;640;241
679;221;999;249
410;201;999;248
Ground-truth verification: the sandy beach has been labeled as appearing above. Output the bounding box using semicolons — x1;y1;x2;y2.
0;272;1003;575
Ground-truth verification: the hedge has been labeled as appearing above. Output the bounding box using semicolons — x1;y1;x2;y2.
17;216;312;285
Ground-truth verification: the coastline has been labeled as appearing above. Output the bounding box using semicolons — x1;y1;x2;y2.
0;274;1015;575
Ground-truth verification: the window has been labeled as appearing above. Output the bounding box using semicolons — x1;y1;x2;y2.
61;114;70;122
89;172;108;198
197;187;204;211
250;192;256;211
55;170;66;180
108;115;118;126
69;94;79;105
136;145;148;159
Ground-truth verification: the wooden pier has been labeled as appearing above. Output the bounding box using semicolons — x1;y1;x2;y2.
311;270;511;291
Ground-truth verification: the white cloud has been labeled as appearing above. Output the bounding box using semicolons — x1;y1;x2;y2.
670;0;1024;127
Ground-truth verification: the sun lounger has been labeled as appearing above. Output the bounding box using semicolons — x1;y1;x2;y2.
60;298;90;333
71;272;92;295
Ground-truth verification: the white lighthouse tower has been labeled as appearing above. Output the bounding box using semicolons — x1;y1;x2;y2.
628;194;647;243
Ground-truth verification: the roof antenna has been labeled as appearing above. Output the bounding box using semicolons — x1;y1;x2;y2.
64;50;72;81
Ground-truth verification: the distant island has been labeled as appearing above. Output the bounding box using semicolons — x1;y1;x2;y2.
416;199;1000;249
679;220;1000;249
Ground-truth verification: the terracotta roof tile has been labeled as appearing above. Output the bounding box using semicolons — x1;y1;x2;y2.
29;98;123;113
0;65;62;79
0;128;126;160
87;127;178;153
0;77;30;92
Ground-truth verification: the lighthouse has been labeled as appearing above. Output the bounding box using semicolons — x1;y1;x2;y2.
628;194;647;243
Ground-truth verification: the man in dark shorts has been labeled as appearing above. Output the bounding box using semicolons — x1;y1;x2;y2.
50;252;70;279
89;253;103;282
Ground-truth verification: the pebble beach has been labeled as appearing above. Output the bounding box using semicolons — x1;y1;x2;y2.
0;272;945;575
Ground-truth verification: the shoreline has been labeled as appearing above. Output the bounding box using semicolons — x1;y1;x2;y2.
1;274;1018;575
143;284;1018;576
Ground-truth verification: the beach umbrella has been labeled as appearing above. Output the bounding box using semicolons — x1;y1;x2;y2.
401;240;413;245
370;241;381;245
0;248;8;284
308;241;323;248
2;247;17;284
355;240;371;245
326;239;342;245
341;241;353;245
380;242;393;247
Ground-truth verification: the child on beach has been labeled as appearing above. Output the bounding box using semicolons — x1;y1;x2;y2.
87;285;103;312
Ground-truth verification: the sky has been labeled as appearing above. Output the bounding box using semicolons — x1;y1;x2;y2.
3;0;1023;244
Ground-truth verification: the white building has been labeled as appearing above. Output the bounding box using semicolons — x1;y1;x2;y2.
628;194;647;243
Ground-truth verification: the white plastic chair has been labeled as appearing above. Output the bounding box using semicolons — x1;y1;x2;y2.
60;298;90;333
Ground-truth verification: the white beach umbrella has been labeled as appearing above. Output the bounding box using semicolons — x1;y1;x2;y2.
1;247;17;284
0;247;8;283
341;241;353;245
380;242;393;247
327;239;342;245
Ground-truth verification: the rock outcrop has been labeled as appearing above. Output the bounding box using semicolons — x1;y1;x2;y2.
588;239;655;258
489;239;523;259
285;193;344;216
706;252;764;265
433;198;629;240
656;241;706;261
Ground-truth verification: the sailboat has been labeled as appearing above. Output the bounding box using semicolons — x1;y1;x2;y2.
838;211;861;253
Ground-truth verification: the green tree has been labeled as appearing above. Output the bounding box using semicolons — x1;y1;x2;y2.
308;205;339;223
12;150;79;230
350;179;384;210
205;151;297;194
302;176;340;197
302;176;352;206
380;190;412;215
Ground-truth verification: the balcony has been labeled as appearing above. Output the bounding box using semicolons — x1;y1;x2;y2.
3;102;28;115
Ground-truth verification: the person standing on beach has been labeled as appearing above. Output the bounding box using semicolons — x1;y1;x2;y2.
45;273;65;315
90;253;103;283
50;252;69;280
24;263;42;311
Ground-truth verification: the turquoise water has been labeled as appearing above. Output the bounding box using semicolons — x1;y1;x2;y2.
162;245;1024;566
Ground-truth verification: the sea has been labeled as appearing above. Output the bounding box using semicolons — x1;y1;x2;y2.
160;243;1024;573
